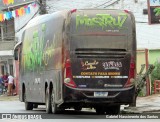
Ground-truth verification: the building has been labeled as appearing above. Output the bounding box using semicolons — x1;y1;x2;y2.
137;49;160;73
0;0;46;76
149;49;160;64
0;0;46;94
0;17;15;75
136;48;160;95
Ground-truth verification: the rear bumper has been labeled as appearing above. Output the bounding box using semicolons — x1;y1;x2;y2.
63;85;136;105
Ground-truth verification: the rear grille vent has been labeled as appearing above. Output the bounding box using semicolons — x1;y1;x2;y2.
75;48;127;59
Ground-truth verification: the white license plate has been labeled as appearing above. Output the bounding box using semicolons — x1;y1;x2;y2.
94;92;108;97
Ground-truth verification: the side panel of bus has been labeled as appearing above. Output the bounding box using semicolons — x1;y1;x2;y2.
20;14;64;104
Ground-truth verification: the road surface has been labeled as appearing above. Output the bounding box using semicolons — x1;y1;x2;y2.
0;99;159;122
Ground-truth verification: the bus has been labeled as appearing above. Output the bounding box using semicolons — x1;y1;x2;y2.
14;9;137;114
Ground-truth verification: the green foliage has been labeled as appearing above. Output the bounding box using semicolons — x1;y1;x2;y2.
154;7;160;16
151;62;160;81
151;61;160;93
138;90;145;97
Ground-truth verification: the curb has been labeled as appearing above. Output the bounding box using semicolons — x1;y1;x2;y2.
0;94;19;101
121;107;160;114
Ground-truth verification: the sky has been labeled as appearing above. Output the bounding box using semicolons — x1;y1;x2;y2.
46;0;160;49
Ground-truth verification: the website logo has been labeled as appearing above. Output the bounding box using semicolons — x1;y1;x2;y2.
2;114;11;119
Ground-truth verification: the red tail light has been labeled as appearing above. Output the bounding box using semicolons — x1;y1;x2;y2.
65;59;71;77
64;58;77;88
129;61;135;79
71;9;77;13
124;57;135;87
124;10;130;14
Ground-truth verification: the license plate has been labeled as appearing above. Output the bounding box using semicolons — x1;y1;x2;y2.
94;92;108;97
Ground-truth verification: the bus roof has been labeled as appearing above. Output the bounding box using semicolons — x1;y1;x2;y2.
25;10;68;30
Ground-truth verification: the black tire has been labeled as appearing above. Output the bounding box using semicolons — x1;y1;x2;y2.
129;95;137;107
96;107;105;115
51;89;60;114
33;104;38;108
45;87;52;113
24;91;33;110
105;105;120;115
74;106;82;111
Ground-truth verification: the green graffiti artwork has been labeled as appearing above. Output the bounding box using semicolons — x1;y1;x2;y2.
22;24;45;71
76;13;128;30
154;7;160;16
22;23;61;72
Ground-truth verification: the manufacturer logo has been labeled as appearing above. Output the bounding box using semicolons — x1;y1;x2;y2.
102;61;122;70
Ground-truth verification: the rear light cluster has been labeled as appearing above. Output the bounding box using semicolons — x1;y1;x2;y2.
125;57;136;87
64;57;77;88
124;10;130;14
70;9;77;13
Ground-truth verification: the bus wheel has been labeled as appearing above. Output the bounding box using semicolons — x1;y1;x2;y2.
95;107;105;115
24;92;33;110
105;105;120;115
74;106;82;111
45;87;52;113
129;94;137;107
51;90;59;114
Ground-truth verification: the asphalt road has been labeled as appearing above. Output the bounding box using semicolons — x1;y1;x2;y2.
0;100;159;122
0;100;105;118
